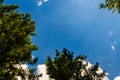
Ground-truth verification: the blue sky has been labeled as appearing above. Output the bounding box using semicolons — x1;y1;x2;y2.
6;0;120;79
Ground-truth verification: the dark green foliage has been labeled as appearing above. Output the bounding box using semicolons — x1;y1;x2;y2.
100;0;120;13
46;48;74;80
28;67;42;80
0;1;38;79
46;48;108;80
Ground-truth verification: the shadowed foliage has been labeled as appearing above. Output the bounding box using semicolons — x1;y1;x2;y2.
100;0;120;13
0;0;38;79
46;48;108;80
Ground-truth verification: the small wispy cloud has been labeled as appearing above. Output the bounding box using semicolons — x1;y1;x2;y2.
111;41;117;51
108;31;113;36
111;44;115;51
43;0;48;2
37;0;49;6
114;76;120;80
113;41;117;45
37;1;42;6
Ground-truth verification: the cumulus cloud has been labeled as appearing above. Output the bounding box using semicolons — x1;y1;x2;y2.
77;59;109;80
15;64;29;80
102;76;109;80
37;63;109;80
37;0;48;6
37;64;50;80
114;76;120;80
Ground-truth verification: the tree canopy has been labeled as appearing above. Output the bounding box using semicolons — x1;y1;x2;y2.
0;0;38;79
46;48;108;80
100;0;120;13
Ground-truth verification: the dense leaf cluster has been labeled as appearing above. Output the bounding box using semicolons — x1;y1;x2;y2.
0;0;38;79
46;48;107;80
100;0;120;13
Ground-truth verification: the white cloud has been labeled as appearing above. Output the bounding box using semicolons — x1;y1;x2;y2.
21;64;28;70
15;76;21;80
78;59;109;80
102;76;109;80
43;0;48;2
37;0;42;6
14;64;29;80
111;40;117;51
37;64;50;80
96;67;104;74
37;63;109;80
114;76;120;80
37;0;48;6
111;44;115;51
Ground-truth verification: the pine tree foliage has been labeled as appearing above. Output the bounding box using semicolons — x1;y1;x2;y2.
100;0;120;13
0;0;38;79
46;48;108;80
